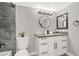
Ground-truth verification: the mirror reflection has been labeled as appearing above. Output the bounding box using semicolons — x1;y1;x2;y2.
39;16;51;29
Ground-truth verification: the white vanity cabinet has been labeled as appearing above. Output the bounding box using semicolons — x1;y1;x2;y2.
35;34;67;56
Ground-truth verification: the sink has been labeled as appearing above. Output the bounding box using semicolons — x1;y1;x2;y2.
0;50;12;56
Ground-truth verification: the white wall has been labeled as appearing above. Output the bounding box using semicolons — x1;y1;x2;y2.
14;2;73;12
16;5;56;53
56;2;79;56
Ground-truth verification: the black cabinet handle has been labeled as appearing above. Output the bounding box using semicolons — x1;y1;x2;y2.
62;40;66;42
62;46;67;49
41;43;48;45
41;52;48;54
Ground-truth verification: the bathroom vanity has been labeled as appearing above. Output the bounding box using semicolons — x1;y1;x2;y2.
35;32;68;56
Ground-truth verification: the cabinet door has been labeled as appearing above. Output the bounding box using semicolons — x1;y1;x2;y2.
54;36;67;56
54;36;62;56
48;37;55;56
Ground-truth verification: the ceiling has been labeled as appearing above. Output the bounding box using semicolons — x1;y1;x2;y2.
14;2;73;12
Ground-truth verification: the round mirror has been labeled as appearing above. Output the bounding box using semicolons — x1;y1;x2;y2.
39;16;51;29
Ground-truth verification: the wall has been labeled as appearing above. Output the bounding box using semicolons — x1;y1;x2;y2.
16;5;56;53
56;2;79;56
14;2;73;12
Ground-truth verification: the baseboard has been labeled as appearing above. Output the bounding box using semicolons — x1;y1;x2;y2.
66;52;74;56
29;52;74;56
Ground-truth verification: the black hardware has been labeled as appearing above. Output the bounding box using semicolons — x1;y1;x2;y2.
41;52;48;54
41;43;48;45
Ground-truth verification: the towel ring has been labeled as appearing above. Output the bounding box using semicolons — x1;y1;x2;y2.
73;20;79;26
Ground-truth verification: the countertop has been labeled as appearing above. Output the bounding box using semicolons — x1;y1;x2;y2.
35;32;68;38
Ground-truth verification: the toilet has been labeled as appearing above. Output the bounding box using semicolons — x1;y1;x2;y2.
15;37;29;56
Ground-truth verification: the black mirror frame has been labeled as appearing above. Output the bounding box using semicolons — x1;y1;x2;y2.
56;12;68;29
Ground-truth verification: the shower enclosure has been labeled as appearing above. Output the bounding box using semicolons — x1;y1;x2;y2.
0;2;16;56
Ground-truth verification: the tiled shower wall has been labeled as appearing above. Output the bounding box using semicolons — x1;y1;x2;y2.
0;2;16;55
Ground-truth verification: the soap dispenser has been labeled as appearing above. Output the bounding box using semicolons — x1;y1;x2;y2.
47;30;49;34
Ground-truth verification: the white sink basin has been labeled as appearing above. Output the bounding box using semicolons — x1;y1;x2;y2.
0;51;12;56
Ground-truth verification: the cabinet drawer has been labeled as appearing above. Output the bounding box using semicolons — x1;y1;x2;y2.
39;44;48;53
61;41;67;51
62;41;67;47
62;46;67;49
61;46;67;54
62;39;67;42
41;37;48;40
61;35;67;39
56;36;67;40
39;38;49;44
41;42;48;45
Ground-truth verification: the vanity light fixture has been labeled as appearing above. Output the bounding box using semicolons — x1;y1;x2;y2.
38;11;53;16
